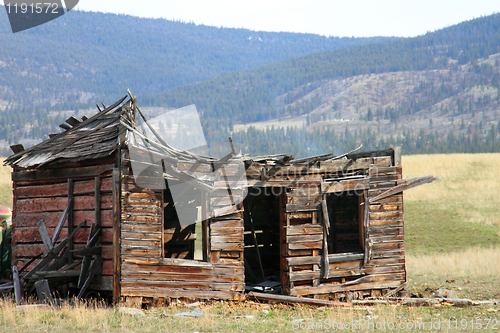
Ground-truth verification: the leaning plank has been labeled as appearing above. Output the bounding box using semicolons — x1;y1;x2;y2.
13;266;22;305
78;256;103;299
52;205;70;244
36;219;53;254
24;221;85;279
248;292;350;307
369;175;439;203
35;280;54;305
78;226;101;288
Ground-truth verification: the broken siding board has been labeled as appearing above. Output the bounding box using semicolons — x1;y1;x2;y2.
14;178;113;199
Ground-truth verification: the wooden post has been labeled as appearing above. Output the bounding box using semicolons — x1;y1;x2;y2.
68;178;74;264
112;168;121;304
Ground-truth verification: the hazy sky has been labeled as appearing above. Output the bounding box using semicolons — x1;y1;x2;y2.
73;0;500;37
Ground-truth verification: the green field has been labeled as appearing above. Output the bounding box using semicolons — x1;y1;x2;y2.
0;154;499;332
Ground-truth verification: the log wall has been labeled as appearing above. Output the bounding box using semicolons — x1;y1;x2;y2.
11;158;116;291
119;151;245;301
274;153;406;298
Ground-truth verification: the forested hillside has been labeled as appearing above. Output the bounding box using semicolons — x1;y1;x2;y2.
0;7;387;106
144;14;500;157
0;7;390;155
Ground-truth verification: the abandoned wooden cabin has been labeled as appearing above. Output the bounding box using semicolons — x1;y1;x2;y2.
5;94;436;303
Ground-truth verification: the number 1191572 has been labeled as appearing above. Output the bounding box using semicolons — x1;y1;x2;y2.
6;3;60;14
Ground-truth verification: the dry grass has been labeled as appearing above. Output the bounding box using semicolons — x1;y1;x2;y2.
402;153;500;226
0;297;496;333
407;245;500;279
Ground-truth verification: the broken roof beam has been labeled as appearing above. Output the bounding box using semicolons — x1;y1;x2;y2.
59;123;71;131
65;116;82;127
10;144;25;154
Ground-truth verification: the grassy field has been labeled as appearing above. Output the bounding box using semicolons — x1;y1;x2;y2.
0;154;499;332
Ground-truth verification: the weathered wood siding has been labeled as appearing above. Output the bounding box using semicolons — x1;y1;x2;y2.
11;159;116;290
275;153;406;297
119;154;245;301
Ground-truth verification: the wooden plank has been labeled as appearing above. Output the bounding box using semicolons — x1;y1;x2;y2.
286;202;322;212
77;224;97;288
287;241;322;250
16;195;113;213
286;253;365;268
290;275;405;296
36;219;53;254
369;166;401;177
13;227;113;245
14;210;114;229
248;292;350;307
13;266;22;305
211;243;243;252
12;164;115;182
210;227;244;236
119;270;243;283
52;206;69;244
14;178;113;199
78;257;104;299
290;264;405;282
35;280;54;304
24;221;85;279
120;280;244;292
286;234;323;243
10;144;25;154
210;236;243;243
120;288;242;300
285;224;323;236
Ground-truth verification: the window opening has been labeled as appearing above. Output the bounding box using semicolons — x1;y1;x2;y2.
326;191;365;254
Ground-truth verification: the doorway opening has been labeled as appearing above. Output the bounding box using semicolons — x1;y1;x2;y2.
243;187;285;289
